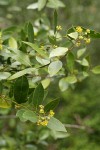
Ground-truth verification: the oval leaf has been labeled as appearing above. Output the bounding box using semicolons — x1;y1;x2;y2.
27;22;34;43
59;78;69;92
44;99;60;112
0;72;11;80
91;65;100;74
23;42;48;58
38;0;47;11
9;37;18;49
65;75;77;84
49;47;68;58
48;60;62;76
23;110;38;123
29;83;44;108
14;76;29;104
8;68;36;80
47;117;67;132
68;32;78;39
16;109;27;122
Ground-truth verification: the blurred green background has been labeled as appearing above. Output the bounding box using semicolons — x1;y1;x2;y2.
0;0;100;150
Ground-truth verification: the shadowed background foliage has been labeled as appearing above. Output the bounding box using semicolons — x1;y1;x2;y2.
0;0;100;150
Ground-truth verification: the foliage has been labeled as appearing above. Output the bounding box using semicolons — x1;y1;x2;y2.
0;0;100;149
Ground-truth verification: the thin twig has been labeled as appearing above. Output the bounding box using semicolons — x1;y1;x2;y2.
0;115;17;119
64;124;85;130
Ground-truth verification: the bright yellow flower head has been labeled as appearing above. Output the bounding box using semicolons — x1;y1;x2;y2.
49;110;55;117
76;26;83;33
40;120;48;126
39;108;44;114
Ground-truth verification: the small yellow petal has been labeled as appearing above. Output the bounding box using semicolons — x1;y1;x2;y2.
76;26;83;33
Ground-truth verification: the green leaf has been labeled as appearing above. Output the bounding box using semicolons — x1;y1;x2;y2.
16;109;27;122
48;60;62;76
29;83;44;108
36;56;50;65
41;78;51;89
9;37;18;49
65;75;77;84
59;78;69;92
47;117;67;132
48;36;56;45
14;76;29;104
38;0;47;11
8;68;36;80
47;0;65;9
68;32;78;40
13;50;31;66
67;52;74;73
23;110;38;123
8;47;31;66
54;10;57;34
51;131;69;139
27;3;38;9
0;98;11;108
27;22;34;43
23;41;48;58
77;48;86;58
76;58;89;66
91;65;100;74
49;47;68;58
0;72;11;80
44;99;60;112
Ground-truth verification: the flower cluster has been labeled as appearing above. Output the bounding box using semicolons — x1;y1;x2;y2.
56;25;62;31
75;26;91;47
37;105;55;126
0;32;3;50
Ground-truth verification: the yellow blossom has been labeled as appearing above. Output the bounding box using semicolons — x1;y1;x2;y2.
49;110;55;117
84;32;87;35
85;38;91;44
86;29;90;33
40;120;48;126
39;105;44;109
76;26;83;33
37;120;42;125
39;108;44;114
56;25;62;31
41;117;45;120
79;36;83;40
53;45;58;48
76;41;81;47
